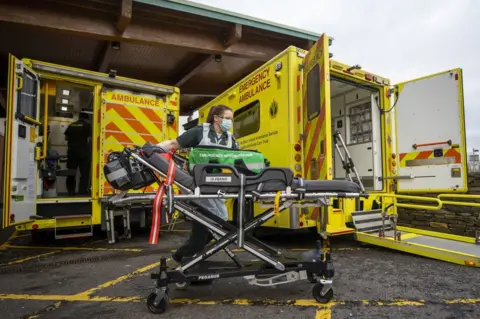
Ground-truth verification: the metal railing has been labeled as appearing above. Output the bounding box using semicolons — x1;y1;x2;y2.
374;193;443;211
436;194;480;207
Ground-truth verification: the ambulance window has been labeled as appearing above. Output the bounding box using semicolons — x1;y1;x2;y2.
16;70;38;120
233;100;260;139
306;64;321;121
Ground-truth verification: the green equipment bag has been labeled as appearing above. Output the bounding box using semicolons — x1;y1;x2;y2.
188;145;268;175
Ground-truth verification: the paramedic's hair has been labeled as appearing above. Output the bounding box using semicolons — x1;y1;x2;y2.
206;105;232;124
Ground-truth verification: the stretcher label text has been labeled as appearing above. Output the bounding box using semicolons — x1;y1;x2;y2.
238;67;271;103
206;176;232;183
198;274;220;280
106;91;162;107
197;153;255;158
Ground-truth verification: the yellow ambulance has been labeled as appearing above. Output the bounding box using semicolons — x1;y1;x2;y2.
1;55;180;242
195;34;479;267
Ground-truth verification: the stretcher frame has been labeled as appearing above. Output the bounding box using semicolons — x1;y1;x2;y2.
105;146;368;315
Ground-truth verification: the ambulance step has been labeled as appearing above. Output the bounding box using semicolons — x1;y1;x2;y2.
352;209;393;234
54;214;93;239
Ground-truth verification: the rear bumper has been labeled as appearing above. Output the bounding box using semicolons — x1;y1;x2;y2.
15;216;97;231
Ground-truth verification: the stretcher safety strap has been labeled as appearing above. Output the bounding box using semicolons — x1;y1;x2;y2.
149;149;176;245
273;191;281;216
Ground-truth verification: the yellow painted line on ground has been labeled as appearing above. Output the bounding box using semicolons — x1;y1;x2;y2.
0;231;18;250
0;250;61;266
2;243;142;252
25;301;63;319
0;295;479;307
361;299;425;306
0;294;78;301
75;260;166;297
444;298;480;304
315;308;332;319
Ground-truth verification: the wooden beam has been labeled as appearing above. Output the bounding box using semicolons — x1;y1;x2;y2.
224;24;242;47
116;0;132;34
172;23;244;88
0;2;284;61
173;54;215;87
97;41;121;73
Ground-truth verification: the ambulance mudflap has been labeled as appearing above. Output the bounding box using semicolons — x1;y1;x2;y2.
394;69;467;193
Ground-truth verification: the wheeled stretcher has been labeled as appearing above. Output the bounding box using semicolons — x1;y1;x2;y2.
104;142;367;314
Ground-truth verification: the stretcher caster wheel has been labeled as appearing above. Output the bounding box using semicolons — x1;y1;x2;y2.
175;281;189;290
312;283;333;304
147;292;169;314
307;272;317;283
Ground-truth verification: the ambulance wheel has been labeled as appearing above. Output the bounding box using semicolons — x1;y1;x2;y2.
147;292;169;314
312;283;333;304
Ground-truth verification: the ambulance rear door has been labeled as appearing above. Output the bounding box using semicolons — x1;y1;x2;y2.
2;54;40;229
302;34;333;181
394;69;467;193
99;88;168;197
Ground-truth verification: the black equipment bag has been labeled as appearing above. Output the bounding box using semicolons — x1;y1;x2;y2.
103;151;156;191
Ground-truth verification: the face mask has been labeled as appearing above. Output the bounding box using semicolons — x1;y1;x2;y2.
220;119;232;132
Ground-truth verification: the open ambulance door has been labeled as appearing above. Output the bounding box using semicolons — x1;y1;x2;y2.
302;34;333;182
2;55;40;229
394;69;467;193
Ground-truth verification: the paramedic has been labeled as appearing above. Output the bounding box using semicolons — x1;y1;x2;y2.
156;104;238;263
64;112;92;196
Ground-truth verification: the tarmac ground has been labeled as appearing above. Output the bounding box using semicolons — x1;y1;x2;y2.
0;220;478;319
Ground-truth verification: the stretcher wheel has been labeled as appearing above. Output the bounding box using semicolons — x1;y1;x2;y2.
147;292;169;314
312;283;333;304
307;272;317;283
175;281;189;290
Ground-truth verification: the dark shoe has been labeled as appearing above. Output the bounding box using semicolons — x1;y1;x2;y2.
171;252;182;263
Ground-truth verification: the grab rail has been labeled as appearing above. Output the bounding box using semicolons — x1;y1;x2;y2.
375;193;443;211
437;194;480;207
37;82;49;161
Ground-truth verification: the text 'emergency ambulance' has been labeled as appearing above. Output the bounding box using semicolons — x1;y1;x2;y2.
238;67;271;103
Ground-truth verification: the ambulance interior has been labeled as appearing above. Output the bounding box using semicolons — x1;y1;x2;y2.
39;81;94;198
325;77;383;191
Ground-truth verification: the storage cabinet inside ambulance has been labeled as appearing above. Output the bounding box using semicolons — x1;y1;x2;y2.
329;77;383;191
38;80;94;199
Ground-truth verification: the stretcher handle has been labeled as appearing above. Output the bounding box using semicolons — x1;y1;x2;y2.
412;140;451;149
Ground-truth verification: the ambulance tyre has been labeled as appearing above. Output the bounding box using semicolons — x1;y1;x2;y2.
312;283;333;304
147;292;169;314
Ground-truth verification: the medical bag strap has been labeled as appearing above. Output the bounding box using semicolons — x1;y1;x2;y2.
273;191;281;216
149;148;177;245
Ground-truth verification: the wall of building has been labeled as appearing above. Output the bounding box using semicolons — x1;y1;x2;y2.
397;173;480;237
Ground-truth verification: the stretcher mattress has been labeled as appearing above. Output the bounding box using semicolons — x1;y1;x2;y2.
142;143;361;194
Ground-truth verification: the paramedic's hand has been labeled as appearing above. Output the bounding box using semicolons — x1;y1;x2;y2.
156;139;180;152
